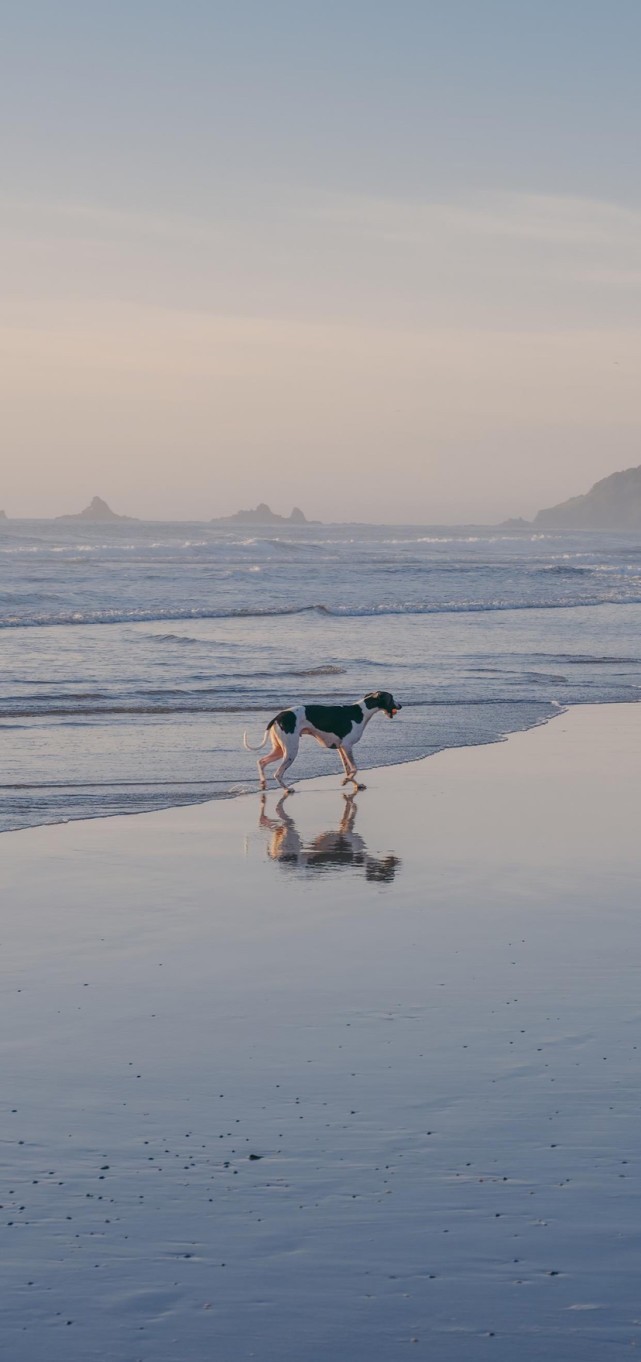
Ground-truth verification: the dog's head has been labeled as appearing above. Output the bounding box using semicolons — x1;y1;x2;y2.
364;690;402;719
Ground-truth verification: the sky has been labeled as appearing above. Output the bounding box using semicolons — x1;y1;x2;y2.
1;1;641;523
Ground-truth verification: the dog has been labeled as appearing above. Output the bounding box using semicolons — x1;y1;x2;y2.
243;690;401;792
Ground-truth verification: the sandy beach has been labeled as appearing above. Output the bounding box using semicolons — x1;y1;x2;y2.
2;702;641;1361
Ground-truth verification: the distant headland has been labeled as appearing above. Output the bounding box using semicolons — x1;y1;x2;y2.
211;503;318;526
534;465;641;530
504;464;641;532
56;496;137;523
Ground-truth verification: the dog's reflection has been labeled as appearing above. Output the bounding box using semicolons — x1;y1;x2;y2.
259;793;401;883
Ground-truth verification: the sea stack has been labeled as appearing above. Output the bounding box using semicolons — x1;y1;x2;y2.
56;496;136;523
212;503;316;525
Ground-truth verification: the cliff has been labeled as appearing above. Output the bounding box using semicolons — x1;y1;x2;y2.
56;496;136;523
534;465;641;530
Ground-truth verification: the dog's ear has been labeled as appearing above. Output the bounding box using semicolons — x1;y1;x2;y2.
364;692;381;710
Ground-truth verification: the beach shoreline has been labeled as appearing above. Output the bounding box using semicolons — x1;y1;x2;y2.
3;703;641;1360
2;695;568;839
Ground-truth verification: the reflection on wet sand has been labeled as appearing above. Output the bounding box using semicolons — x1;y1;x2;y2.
259;793;401;883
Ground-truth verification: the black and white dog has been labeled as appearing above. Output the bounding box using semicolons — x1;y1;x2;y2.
243;690;401;792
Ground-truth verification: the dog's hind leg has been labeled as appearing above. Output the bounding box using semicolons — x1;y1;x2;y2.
258;735;283;788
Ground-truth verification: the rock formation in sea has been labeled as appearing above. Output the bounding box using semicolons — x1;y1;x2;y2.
213;502;316;525
56;496;136;522
0;509;7;520
534;465;641;530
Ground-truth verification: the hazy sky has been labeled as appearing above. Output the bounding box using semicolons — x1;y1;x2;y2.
2;1;641;522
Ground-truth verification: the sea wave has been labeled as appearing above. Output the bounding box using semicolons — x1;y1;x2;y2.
1;694;565;719
3;593;641;628
0;603;324;628
540;653;641;666
290;664;347;676
0;540;212;554
536;564;593;576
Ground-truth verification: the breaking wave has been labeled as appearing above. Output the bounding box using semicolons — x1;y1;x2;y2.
290;664;347;676
4;594;641;629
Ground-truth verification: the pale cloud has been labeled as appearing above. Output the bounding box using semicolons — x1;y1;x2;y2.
579;267;641;289
5;184;641;266
2;196;222;247
309;189;641;248
3;187;641;328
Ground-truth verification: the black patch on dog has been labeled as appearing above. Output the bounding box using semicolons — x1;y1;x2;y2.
304;703;363;740
273;709;297;734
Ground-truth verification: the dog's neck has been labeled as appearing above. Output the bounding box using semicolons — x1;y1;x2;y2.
358;697;380;725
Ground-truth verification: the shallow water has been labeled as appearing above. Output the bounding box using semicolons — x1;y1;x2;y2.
2;519;641;830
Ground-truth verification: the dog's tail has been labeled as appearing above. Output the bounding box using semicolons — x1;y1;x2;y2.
243;721;274;752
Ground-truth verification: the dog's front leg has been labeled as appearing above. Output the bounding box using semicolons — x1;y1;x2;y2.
343;745;366;791
338;745;354;785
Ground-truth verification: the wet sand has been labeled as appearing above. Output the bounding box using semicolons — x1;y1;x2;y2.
2;703;641;1361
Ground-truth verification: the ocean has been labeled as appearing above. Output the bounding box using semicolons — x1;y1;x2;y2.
2;518;641;834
